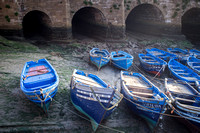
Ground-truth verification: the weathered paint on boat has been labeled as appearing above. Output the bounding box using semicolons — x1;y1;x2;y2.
20;58;59;113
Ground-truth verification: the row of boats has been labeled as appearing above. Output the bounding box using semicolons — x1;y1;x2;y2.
19;47;200;132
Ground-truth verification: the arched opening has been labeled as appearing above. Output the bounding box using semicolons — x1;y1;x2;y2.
126;4;164;36
182;8;200;44
22;10;52;40
72;7;107;39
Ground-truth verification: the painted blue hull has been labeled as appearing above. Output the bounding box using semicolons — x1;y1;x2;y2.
111;51;133;70
190;49;200;58
120;71;168;130
20;58;59;113
165;79;200;131
168;59;200;87
167;48;189;64
146;48;177;61
70;69;123;131
138;53;167;76
187;56;200;74
89;48;110;69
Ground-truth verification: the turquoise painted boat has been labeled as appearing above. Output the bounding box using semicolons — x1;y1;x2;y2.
89;48;110;69
20;58;59;113
111;51;133;70
70;69;123;131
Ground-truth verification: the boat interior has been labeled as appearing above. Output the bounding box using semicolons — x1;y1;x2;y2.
23;65;56;89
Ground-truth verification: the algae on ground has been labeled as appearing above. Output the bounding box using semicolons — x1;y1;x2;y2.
0;36;38;52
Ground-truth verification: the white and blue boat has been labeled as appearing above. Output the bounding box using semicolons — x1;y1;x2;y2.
70;69;123;131
190;49;200;58
111;51;133;70
168;59;200;91
20;58;59;113
120;71;168;130
138;53;167;76
89;48;110;69
187;56;200;74
146;48;177;61
167;48;189;64
165;78;200;132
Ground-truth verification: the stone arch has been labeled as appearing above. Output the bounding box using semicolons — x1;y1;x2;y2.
126;3;165;35
22;10;52;40
182;7;200;44
71;7;107;38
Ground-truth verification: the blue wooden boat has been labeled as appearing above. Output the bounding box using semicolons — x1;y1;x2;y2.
168;59;200;91
190;49;200;58
146;48;177;61
120;71;168;130
187;56;200;74
164;78;200;132
20;58;59;113
138;53;167;76
111;51;133;70
70;69;123;131
89;48;110;69
167;48;189;64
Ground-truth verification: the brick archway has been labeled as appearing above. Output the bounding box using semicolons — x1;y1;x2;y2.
22;10;52;40
72;7;107;38
126;3;165;36
182;8;200;44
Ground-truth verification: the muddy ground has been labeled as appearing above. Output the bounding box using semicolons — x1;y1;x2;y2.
0;34;196;133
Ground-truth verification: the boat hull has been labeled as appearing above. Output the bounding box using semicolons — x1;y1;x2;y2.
70;69;123;131
120;71;167;130
89;48;110;69
168;59;200;86
146;48;177;61
187;56;200;74
139;54;167;76
70;85;116;131
165;79;200;131
20;58;59;113
111;51;133;70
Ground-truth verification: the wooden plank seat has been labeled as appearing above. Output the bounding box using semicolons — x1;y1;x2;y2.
127;85;153;93
177;102;200;112
130;91;153;98
73;73;102;87
176;97;196;103
193;66;200;68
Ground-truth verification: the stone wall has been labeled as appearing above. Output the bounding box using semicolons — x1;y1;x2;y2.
0;0;200;39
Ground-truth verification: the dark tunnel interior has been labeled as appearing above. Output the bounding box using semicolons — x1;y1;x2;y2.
22;10;52;40
72;7;107;38
126;4;165;36
182;8;200;44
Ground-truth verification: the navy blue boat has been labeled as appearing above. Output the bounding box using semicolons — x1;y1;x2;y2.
20;58;59;113
111;51;133;70
70;69;123;131
187;56;200;74
89;48;110;69
146;48;177;61
167;48;189;64
120;71;168;130
138;53;167;76
168;59;200;89
165;78;200;132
